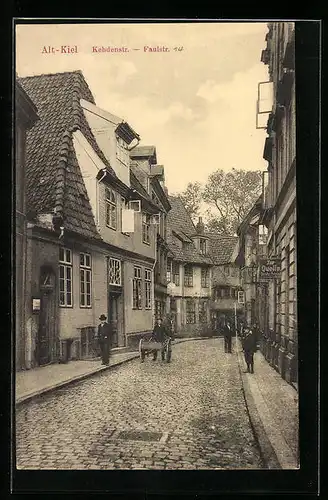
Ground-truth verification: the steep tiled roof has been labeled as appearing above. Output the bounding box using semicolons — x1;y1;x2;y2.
167;196;196;237
130;145;157;162
18;71;115;240
206;234;238;265
167;196;211;265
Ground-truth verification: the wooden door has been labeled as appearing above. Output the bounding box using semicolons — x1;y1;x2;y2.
108;294;119;348
38;268;56;366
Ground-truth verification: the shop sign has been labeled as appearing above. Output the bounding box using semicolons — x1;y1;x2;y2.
258;258;281;281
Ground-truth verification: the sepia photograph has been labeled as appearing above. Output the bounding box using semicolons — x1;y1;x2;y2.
14;20;301;477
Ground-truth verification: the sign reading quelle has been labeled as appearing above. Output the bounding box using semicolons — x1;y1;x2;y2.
258;258;281;280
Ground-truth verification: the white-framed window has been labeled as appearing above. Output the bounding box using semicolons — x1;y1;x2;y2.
167;260;172;283
116;136;129;166
105;187;117;230
133;266;142;309
201;267;210;288
184;265;193;287
142;213;151;245
59;247;73;307
200;238;207;255
80;252;92;308
173;262;180;286
108;258;121;286
186;299;195;324
145;268;152;309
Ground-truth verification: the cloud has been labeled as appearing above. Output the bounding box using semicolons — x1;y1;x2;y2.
113;61;137;85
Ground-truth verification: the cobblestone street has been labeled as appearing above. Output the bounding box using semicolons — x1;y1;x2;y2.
16;339;263;470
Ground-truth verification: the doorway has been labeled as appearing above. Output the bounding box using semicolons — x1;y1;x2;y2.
37;266;56;366
108;289;124;348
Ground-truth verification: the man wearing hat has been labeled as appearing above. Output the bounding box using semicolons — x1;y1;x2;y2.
97;314;112;365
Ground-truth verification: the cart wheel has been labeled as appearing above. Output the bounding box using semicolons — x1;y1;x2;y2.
139;339;145;362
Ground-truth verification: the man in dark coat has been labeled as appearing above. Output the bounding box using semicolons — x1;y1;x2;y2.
97;314;112;365
242;327;257;373
223;319;233;353
152;318;168;361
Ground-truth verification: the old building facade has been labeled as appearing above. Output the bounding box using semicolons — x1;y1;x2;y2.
166;199;212;337
234;22;297;386
15;81;39;370
260;22;297;386
17;70;168;368
207;234;243;331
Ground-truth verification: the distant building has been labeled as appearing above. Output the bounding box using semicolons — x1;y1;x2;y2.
207;234;243;331
166;198;212;337
15;80;39;370
130;146;171;322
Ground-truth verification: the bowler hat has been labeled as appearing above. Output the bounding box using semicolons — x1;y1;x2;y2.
99;314;107;321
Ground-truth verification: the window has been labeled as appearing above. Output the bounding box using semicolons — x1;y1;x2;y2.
59;247;72;307
80;253;92;308
133;266;142;309
106;188;117;230
200;238;207;255
145;268;152;309
173;262;180;286
224;266;230;276
167;260;172;283
199;300;207;323
186;300;195;324
108;258;121;286
184;265;193;287
116;136;129;166
201;267;210;288
142;213;151;244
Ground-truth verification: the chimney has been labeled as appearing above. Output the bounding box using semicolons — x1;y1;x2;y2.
195;217;205;234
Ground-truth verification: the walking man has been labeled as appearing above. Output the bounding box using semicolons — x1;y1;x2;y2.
242;327;257;373
97;314;112;366
223;318;233;353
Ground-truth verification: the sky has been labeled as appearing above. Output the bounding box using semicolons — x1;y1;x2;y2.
16;22;270;194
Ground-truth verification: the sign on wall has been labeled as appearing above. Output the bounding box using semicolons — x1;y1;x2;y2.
237;291;245;304
258;258;281;281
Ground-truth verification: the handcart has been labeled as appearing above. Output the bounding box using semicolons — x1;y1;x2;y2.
139;336;172;363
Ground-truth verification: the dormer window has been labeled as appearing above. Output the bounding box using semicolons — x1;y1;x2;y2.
200;238;207;255
116;135;129;166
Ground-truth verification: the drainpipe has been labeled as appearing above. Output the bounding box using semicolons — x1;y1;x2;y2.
151;229;157;329
96;168;107;226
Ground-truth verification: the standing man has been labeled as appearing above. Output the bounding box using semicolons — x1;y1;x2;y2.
242;327;257;373
152;317;167;361
97;314;112;366
223;318;233;353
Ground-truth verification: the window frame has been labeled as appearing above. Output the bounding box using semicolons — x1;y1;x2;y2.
186;299;196;324
133;266;142;310
184;264;193;287
142;213;151;245
172;262;180;286
59;247;73;308
201;267;210;288
144;268;152;310
200;238;207;255
108;257;122;286
120;196;130;236
79;252;92;308
105;187;117;230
